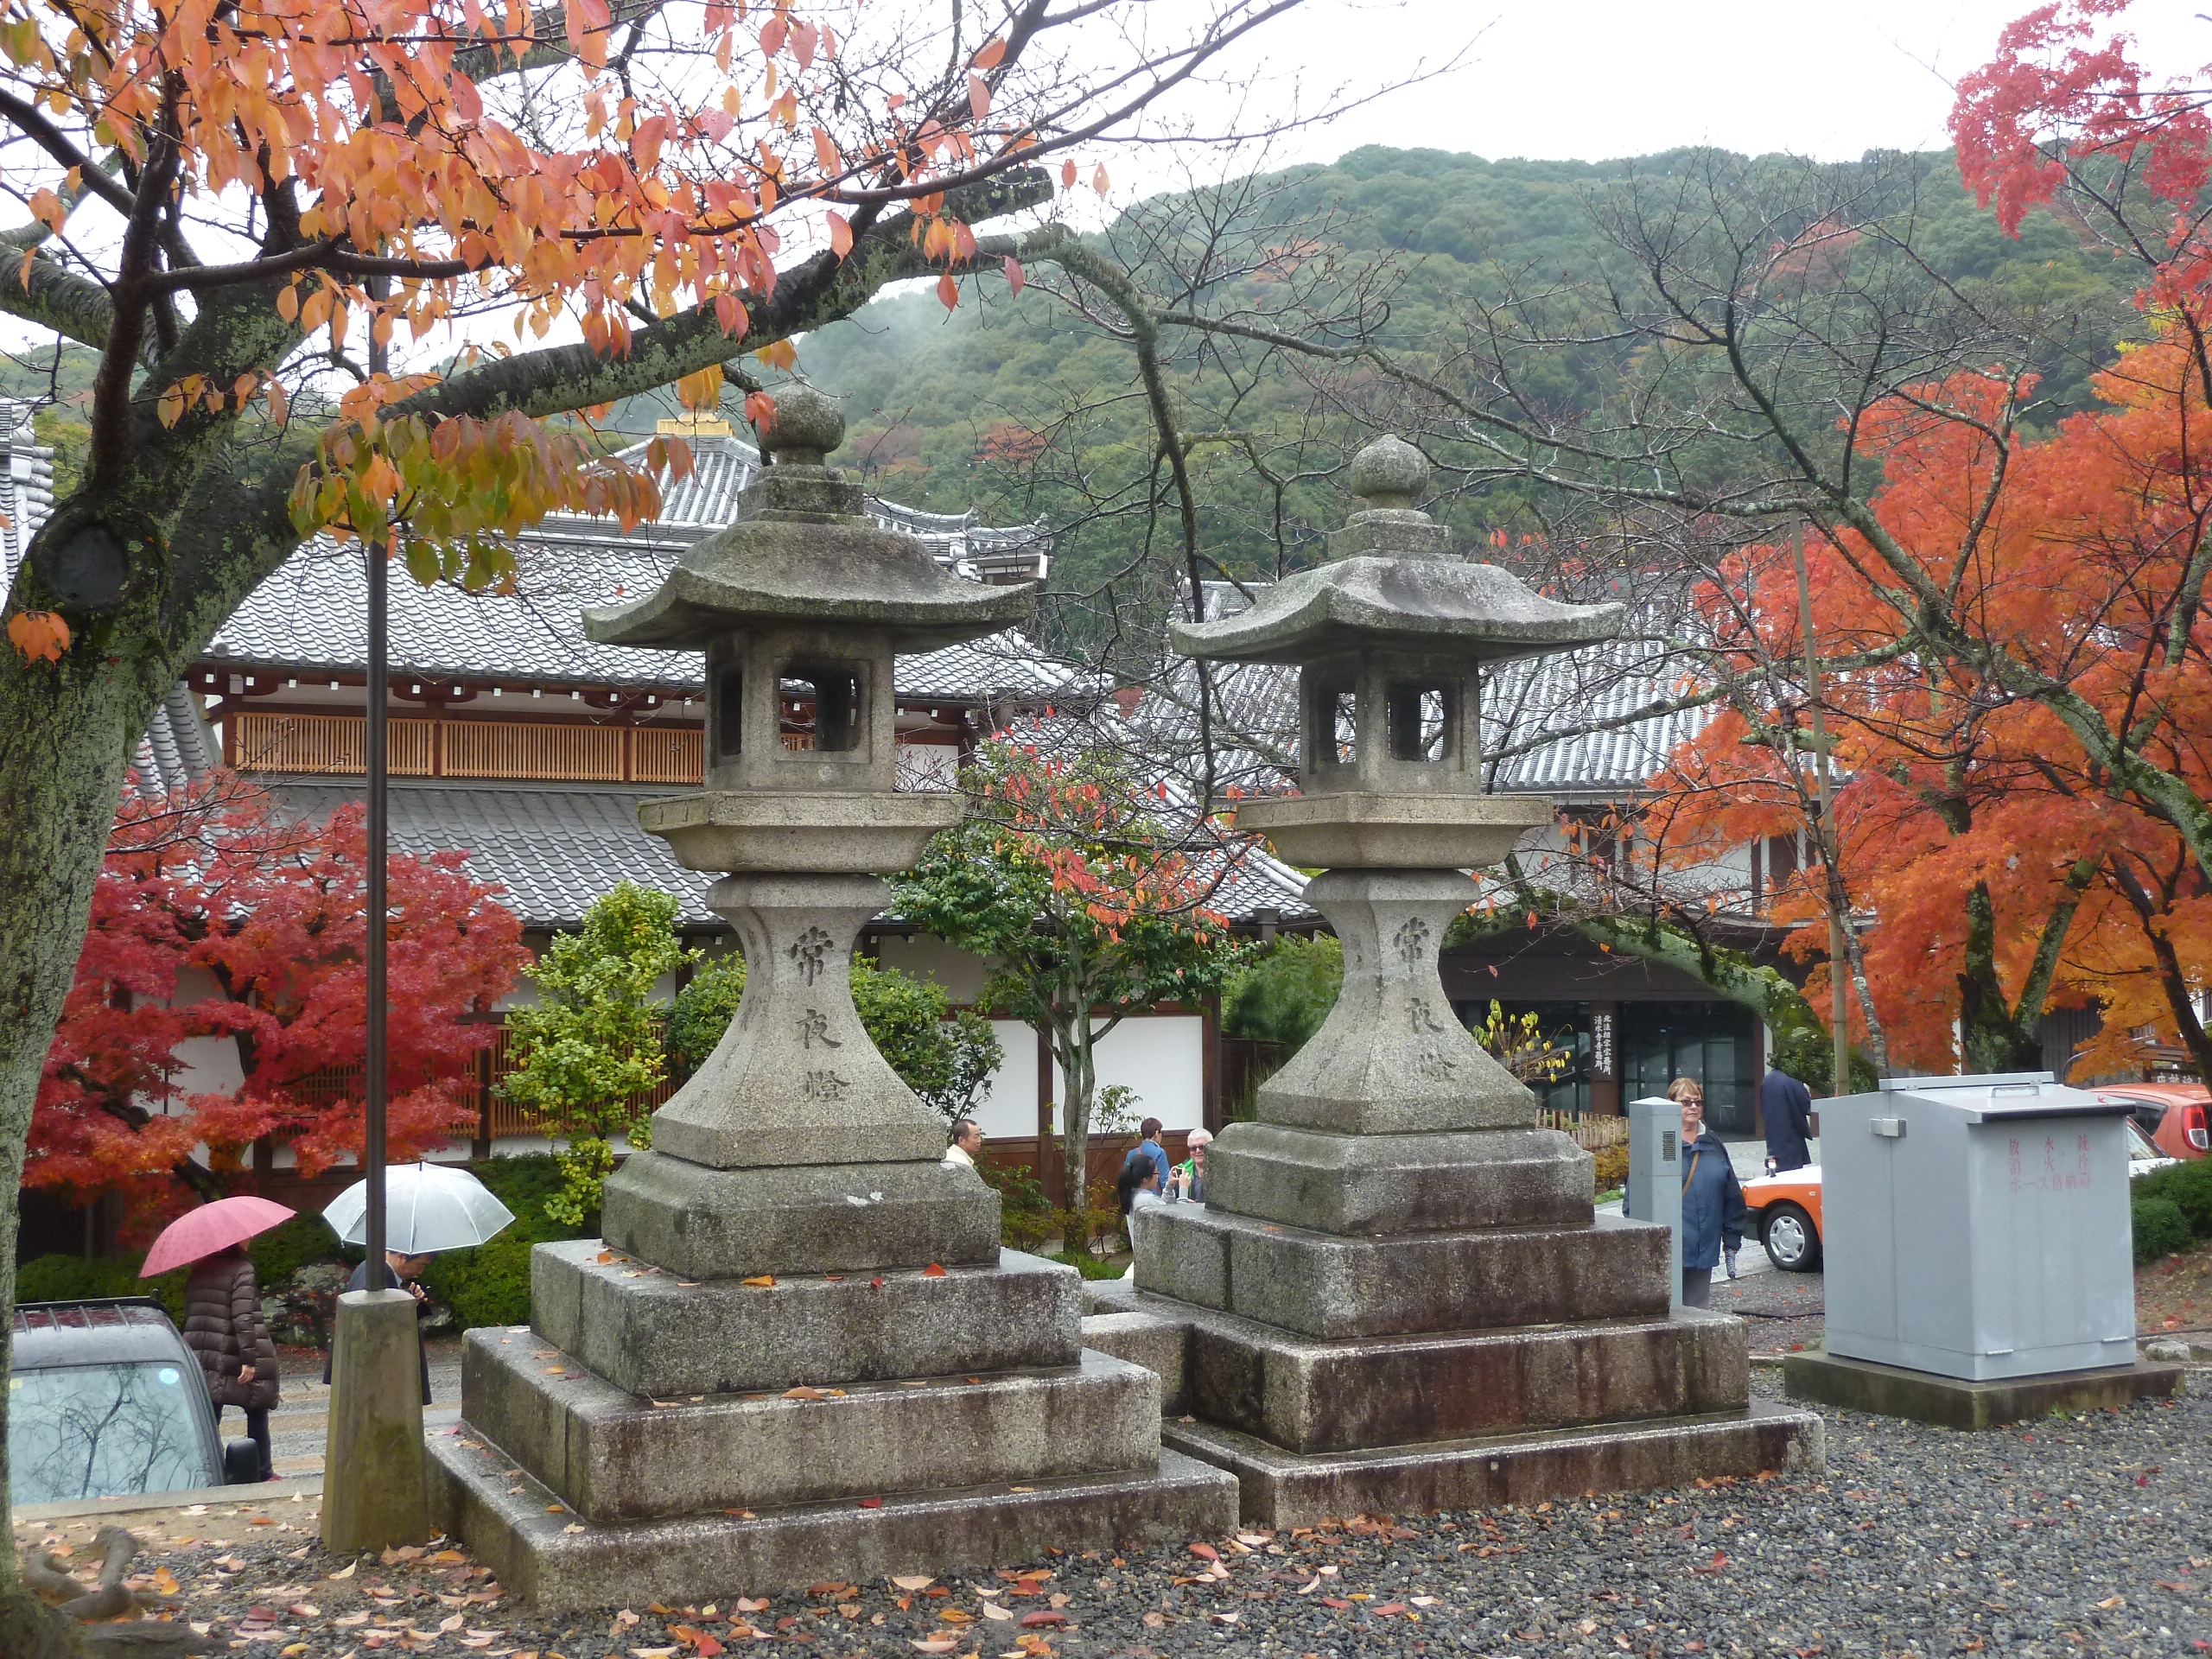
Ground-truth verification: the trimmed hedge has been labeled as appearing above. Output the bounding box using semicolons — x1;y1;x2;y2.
2133;1155;2212;1237
16;1252;188;1324
2133;1196;2196;1265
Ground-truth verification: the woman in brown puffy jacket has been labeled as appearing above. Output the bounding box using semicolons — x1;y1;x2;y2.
182;1244;280;1480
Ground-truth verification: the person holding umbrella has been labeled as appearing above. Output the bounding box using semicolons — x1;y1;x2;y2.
142;1195;299;1483
322;1161;516;1406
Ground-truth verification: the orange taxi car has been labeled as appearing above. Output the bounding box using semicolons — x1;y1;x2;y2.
1740;1117;2175;1274
2093;1082;2209;1161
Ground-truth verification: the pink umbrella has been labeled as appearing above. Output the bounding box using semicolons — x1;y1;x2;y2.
140;1196;298;1277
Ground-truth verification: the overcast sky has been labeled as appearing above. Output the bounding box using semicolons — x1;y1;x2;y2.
1191;0;2208;171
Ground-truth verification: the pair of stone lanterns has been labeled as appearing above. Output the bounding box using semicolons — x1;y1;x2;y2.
427;397;1819;1603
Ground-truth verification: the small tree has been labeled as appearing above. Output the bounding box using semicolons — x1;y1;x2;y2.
501;881;691;1225
665;955;1002;1123
894;739;1250;1252
31;776;524;1236
1222;934;1343;1053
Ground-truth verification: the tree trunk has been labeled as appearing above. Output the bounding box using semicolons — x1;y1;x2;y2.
1956;882;2046;1073
0;639;170;1649
1052;1010;1099;1254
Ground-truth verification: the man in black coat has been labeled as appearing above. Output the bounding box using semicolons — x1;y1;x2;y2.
1759;1066;1816;1173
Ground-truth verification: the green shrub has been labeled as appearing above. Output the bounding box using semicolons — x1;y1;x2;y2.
16;1253;188;1324
423;1232;538;1331
977;1157;1055;1253
1222;935;1342;1052
2133;1156;2212;1241
470;1152;575;1236
1048;1249;1129;1281
251;1212;348;1287
2133;1196;2195;1265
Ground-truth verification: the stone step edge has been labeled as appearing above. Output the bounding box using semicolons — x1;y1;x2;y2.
1127;1288;1733;1351
428;1428;1241;1609
1166;1398;1819;1471
460;1344;1164;1521
1162;1400;1827;1527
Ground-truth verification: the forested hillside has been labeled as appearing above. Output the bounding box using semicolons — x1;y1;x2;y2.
761;144;2142;614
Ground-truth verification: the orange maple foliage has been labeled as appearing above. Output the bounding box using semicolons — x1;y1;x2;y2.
1649;336;2212;1077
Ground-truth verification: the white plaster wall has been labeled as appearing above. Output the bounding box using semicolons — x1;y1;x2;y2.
1036;1014;1205;1135
166;1034;245;1099
967;1020;1041;1141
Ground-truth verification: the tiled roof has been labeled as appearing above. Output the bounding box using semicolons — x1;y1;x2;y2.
541;431;1052;582
1156;580;1712;801
202;436;1071;703
1482;636;1714;799
266;777;721;928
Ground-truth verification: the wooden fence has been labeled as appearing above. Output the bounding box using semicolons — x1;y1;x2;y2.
231;711;703;785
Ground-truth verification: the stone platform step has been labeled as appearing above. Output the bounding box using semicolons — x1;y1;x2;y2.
429;1427;1238;1612
1135;1205;1672;1339
1162;1400;1827;1529
463;1334;1162;1522
1179;1300;1751;1452
529;1240;1080;1398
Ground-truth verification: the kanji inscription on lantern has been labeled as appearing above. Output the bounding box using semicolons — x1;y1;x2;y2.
1393;917;1430;966
789;927;835;985
802;1070;852;1101
1408;997;1452;1035
798;1007;842;1050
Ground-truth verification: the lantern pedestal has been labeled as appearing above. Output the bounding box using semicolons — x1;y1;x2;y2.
1135;435;1825;1524
432;390;1237;1605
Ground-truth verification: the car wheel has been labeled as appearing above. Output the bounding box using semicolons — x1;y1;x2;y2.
1762;1203;1821;1273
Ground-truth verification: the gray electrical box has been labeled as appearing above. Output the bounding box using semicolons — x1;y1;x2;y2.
1624;1096;1683;1309
1823;1072;2140;1380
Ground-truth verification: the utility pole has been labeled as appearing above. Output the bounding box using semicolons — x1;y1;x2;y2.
1792;523;1850;1098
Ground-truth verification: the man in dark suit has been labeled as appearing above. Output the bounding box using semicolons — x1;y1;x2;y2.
1759;1066;1815;1173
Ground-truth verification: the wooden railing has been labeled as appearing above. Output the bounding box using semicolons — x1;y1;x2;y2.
1539;1107;1630;1150
232;710;436;775
231;711;705;785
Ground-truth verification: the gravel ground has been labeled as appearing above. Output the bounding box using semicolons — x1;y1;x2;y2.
1709;1274;1827;1357
23;1371;2212;1659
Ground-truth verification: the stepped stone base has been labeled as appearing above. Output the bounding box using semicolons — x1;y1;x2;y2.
1783;1347;2184;1430
1135;1205;1670;1338
1180;1300;1750;1452
1162;1400;1827;1528
1205;1123;1593;1236
601;1152;999;1281
529;1241;1078;1397
464;1335;1160;1522
429;1430;1239;1612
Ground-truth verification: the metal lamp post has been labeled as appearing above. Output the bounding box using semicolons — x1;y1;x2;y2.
321;275;429;1550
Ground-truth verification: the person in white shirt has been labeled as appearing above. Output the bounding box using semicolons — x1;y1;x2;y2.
943;1117;983;1171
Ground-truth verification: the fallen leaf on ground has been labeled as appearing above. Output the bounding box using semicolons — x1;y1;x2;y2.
1018;1611;1065;1628
983;1605;1015;1622
1295;1578;1320;1595
784;1387;824;1401
1187;1544;1218;1561
741;1276;776;1288
891;1578;933;1592
909;1641;958;1654
922;1263;947;1277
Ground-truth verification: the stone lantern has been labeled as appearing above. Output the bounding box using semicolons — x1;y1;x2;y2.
1125;435;1824;1523
428;390;1236;1609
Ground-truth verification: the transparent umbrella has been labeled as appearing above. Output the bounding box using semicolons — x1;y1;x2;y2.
323;1162;515;1255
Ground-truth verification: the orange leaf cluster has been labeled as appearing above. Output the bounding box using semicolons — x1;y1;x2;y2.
1648;334;2212;1072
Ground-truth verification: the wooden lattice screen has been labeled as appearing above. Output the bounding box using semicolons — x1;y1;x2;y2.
229;712;707;785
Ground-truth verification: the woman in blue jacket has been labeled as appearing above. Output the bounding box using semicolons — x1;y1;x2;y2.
1669;1077;1746;1307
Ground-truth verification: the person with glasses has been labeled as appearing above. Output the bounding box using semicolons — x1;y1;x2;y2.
1668;1077;1747;1306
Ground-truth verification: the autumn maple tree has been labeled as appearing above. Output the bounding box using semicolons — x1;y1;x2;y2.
31;773;524;1231
894;734;1249;1248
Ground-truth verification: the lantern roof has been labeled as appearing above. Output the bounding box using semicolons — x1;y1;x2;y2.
1172;434;1624;667
583;388;1034;652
